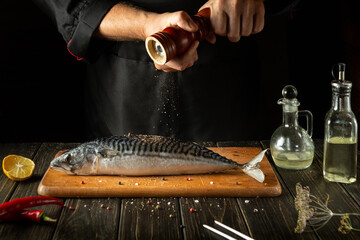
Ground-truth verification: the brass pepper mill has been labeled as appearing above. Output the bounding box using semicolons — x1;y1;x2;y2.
145;8;211;65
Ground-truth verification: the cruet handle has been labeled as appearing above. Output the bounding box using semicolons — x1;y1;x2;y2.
298;110;313;138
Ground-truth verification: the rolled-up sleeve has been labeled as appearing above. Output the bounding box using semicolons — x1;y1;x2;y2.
33;0;119;61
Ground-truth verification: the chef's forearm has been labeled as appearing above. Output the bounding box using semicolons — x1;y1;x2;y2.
94;2;159;41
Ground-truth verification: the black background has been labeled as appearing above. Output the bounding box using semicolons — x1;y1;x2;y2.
0;0;359;142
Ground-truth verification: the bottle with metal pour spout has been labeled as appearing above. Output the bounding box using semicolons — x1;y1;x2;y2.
270;85;315;170
323;63;358;183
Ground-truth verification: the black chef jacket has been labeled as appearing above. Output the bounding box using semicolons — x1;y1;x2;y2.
34;0;298;141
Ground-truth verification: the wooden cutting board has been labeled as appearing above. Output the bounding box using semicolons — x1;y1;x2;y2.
37;147;281;197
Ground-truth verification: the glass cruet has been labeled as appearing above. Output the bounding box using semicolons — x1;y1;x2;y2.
270;85;315;170
323;63;358;183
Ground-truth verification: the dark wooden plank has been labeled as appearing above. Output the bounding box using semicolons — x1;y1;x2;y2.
180;197;249;239
0;142;40;203
0;142;77;240
119;197;182;240
237;196;317;240
262;140;360;239
217;141;315;240
53;198;121;240
337;155;360;206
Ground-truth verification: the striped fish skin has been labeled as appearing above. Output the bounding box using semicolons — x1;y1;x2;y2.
50;135;265;182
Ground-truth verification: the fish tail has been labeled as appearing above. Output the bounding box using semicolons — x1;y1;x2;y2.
240;149;268;182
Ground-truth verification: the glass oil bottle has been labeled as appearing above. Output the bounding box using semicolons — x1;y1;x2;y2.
270;85;314;170
323;63;358;183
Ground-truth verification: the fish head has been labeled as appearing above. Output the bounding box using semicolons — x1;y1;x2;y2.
50;145;99;175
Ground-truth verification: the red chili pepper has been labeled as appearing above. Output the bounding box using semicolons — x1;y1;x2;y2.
0;210;56;223
22;210;56;223
0;196;63;218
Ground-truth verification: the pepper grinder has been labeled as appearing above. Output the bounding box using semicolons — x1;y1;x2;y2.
145;8;211;65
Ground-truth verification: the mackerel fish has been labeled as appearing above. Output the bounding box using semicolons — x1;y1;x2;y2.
50;134;266;182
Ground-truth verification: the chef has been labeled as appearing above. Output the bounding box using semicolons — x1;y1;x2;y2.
34;0;298;141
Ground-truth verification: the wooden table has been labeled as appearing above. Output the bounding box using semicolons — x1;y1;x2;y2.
0;140;359;239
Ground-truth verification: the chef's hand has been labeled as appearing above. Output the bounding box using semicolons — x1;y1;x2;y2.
145;11;200;72
199;0;265;43
96;4;200;72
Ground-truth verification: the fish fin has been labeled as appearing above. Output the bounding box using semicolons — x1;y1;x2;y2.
242;168;265;183
241;149;268;183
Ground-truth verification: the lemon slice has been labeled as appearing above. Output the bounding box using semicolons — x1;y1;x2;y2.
2;155;35;181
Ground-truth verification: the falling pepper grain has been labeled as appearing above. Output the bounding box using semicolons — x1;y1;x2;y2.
147;201;151;205
186;177;191;181
190;208;195;213
106;206;110;210
68;206;74;210
81;180;85;184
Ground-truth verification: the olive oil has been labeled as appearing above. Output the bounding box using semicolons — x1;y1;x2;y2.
271;150;314;170
323;63;358;183
323;137;357;183
270;85;314;170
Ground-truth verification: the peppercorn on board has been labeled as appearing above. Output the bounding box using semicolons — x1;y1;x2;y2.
37;147;281;197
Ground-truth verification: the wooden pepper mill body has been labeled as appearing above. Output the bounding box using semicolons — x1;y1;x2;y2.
145;8;211;65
